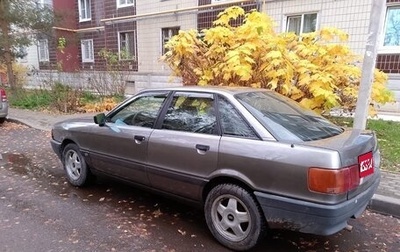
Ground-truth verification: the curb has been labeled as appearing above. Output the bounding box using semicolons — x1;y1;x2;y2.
368;194;400;218
6;117;50;131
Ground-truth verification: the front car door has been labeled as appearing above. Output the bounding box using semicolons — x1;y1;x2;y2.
147;91;220;201
88;91;169;186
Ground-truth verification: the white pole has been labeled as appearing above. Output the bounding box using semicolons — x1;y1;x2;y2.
353;0;385;130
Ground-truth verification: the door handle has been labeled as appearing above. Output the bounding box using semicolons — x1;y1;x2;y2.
134;135;145;142
195;144;210;152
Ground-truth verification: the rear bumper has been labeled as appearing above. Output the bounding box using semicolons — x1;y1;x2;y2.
255;171;380;235
0;102;8;118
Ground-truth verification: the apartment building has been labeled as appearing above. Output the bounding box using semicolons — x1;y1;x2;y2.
17;0;53;71
23;0;400;111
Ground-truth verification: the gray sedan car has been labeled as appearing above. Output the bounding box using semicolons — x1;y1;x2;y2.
0;88;8;123
51;86;380;251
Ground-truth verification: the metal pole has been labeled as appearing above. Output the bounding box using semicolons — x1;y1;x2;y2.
263;0;266;13
353;0;385;130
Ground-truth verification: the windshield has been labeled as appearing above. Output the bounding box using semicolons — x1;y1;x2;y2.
235;91;344;142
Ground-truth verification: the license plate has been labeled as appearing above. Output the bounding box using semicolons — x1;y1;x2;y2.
359;152;374;178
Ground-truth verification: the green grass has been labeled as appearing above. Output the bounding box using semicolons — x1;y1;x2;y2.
368;120;400;172
329;116;400;172
8;88;53;109
7;87;125;112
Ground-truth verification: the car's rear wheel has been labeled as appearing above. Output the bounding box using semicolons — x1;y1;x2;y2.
204;184;266;251
0;118;5;124
62;143;92;187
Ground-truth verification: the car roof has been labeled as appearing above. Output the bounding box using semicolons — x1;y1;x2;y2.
137;85;272;96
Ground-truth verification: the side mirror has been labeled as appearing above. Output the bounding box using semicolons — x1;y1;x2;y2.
94;113;106;126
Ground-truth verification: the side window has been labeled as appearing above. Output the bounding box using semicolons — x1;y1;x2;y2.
109;92;168;128
162;92;216;134
218;96;257;138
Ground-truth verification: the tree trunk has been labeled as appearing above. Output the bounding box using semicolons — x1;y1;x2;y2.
0;0;15;90
5;52;15;90
1;24;15;90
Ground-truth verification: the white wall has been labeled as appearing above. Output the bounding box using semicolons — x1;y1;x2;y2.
264;0;372;55
17;44;39;70
136;0;197;73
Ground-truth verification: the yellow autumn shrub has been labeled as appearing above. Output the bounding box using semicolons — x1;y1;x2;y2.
81;97;119;113
0;63;27;87
162;6;393;114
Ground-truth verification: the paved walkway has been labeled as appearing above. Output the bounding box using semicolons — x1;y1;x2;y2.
5;107;400;218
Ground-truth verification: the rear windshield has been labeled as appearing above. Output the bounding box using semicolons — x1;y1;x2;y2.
235;91;343;142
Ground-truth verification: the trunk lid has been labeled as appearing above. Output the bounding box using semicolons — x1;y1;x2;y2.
301;129;380;199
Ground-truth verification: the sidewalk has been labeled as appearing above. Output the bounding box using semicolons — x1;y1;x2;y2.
5;107;400;219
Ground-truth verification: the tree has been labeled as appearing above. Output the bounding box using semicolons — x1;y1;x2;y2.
0;0;54;89
162;6;393;114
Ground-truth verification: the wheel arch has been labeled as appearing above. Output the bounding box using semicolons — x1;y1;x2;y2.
202;174;256;205
60;138;78;153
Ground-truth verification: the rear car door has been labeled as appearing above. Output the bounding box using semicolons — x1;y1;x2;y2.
147;91;220;201
88;91;169;186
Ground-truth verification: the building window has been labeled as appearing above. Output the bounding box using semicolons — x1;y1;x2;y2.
161;27;179;55
117;0;134;8
81;39;94;63
118;31;136;60
383;6;400;49
78;0;91;22
38;40;49;62
286;13;317;35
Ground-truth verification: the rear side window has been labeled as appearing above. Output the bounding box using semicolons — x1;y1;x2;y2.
218;96;257;138
236;91;343;142
162;92;216;134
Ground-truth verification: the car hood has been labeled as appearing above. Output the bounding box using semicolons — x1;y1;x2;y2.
58;116;94;123
53;116;95;129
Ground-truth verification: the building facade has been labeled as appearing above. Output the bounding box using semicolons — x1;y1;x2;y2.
25;0;400;111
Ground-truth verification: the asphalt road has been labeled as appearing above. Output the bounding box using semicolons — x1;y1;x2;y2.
0;121;399;252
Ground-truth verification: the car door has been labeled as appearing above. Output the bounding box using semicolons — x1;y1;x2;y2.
147;91;220;201
88;91;169;186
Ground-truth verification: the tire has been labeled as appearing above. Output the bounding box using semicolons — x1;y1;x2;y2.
0;117;5;124
204;184;266;251
62;143;92;187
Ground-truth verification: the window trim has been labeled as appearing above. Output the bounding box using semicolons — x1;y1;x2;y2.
78;0;91;22
379;4;400;54
284;12;318;35
161;26;180;55
81;39;94;63
38;39;49;62
118;30;136;61
117;0;134;8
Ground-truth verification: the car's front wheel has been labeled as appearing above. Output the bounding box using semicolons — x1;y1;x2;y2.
62;143;92;187
204;184;266;251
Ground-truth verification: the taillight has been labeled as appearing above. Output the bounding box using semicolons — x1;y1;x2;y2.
308;165;360;194
0;89;7;102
